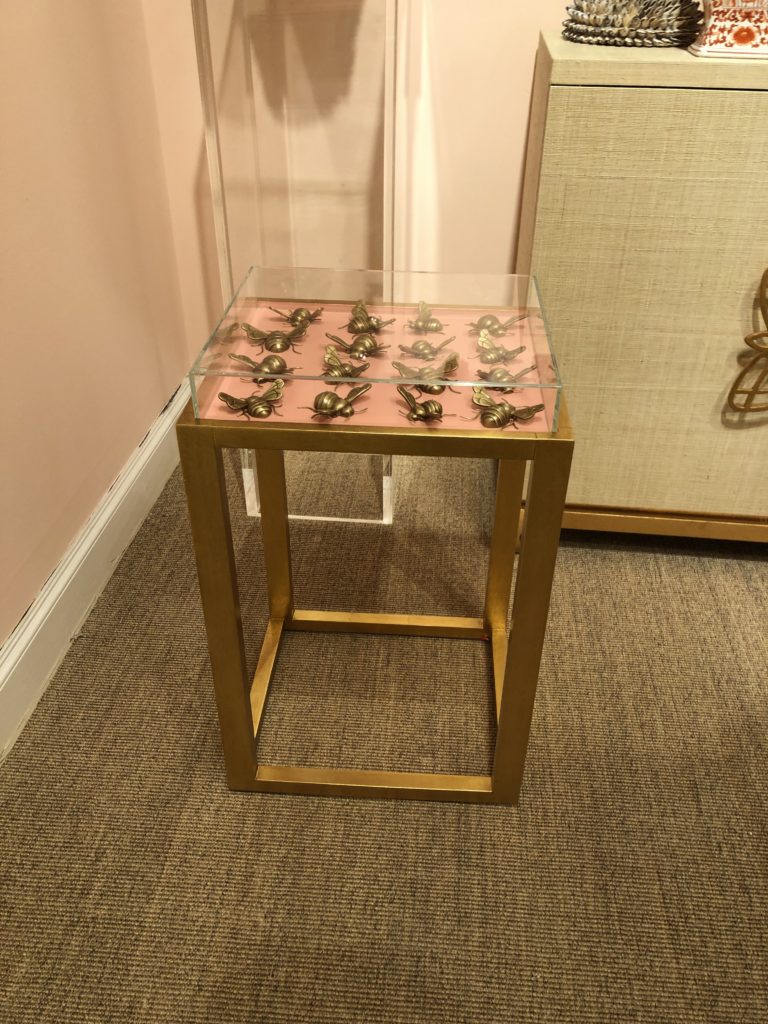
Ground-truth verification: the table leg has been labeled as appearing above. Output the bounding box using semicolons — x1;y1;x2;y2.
254;449;293;620
493;441;573;803
177;425;256;788
484;460;526;719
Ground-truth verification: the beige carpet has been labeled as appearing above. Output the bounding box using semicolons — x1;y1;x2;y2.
1;453;766;1023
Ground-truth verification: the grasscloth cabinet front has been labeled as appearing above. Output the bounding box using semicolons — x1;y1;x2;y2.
518;34;768;541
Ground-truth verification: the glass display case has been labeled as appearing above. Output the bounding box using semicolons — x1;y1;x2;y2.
189;267;562;434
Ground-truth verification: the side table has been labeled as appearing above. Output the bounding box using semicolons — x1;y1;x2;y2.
176;400;573;805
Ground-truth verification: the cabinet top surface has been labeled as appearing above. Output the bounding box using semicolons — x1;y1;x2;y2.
541;31;768;89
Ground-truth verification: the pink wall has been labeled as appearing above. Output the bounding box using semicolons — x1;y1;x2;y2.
394;0;569;273
0;1;200;644
0;0;567;647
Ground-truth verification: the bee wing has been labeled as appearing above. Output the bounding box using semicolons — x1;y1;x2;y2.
228;353;258;370
440;353;459;375
324;345;344;370
326;332;351;352
476;331;496;351
261;379;285;403
392;361;416;378
346;383;372;403
417;301;431;319
514;403;545;421
397;384;418;410
471;387;498;409
510;363;537;382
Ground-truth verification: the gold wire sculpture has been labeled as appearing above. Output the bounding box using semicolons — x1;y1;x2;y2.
727;268;768;414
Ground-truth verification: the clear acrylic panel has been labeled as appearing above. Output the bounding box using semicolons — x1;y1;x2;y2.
189;266;562;433
192;0;398;522
192;0;396;293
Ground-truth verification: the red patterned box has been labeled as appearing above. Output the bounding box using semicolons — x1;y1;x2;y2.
689;0;768;57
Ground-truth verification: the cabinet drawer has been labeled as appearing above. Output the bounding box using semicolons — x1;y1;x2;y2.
530;84;768;519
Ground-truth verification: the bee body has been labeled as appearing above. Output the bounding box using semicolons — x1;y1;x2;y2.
326;332;389;360
303;383;371;419
268;305;323;326
345;314;396;335
218;379;284;419
407;317;443;333
406;302;444;334
477;366;521;392
239;321;307;353
397;385;445;422
322;345;369;384
343;301;395;335
474;330;528;366
468;387;545;430
468;313;527;337
392;354;459;396
228;353;292;383
398;336;454;360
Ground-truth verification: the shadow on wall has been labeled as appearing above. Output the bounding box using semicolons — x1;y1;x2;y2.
246;0;364;120
196;0;385;280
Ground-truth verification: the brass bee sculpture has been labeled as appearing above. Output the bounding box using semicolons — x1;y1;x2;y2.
406;301;444;334
473;331;527;365
322;345;370;384
218;379;284;419
476;364;537;392
228;353;294;383
303;383;371;419
391;354;460;396
465;387;544;430
238;321;308;353
467;313;527;336
342;301;396;335
326;332;389;360
398;336;455;360
397;385;448;423
268;306;323;326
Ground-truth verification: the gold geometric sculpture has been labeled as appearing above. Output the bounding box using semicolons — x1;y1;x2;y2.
727;268;768;414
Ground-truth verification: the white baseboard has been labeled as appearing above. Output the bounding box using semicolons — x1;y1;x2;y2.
0;380;190;762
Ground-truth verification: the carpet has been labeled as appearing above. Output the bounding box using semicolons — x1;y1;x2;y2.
1;452;766;1023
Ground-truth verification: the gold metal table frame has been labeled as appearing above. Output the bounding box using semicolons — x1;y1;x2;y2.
177;400;573;805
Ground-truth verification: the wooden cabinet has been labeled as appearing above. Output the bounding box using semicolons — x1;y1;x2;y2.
518;34;768;540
